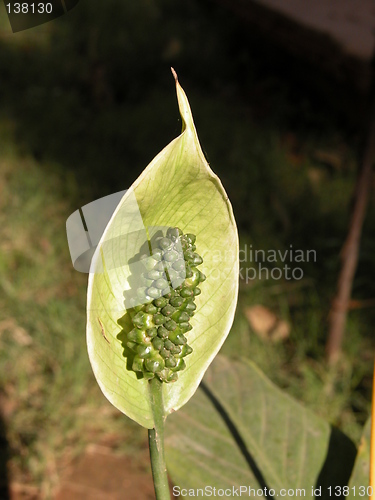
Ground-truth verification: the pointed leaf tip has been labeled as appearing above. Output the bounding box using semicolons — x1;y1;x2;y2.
171;67;178;83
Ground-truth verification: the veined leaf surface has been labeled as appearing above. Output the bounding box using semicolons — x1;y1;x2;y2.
348;418;371;499
166;355;356;498
86;73;239;428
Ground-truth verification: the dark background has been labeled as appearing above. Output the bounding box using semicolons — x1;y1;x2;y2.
0;0;374;496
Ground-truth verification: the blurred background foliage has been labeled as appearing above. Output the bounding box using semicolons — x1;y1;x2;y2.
0;0;374;495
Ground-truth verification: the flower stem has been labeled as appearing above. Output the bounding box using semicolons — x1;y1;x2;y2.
148;377;171;500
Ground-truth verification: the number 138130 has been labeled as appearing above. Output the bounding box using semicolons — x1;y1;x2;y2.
327;486;373;496
6;3;53;14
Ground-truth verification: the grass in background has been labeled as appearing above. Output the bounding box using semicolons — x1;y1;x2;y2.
0;119;146;496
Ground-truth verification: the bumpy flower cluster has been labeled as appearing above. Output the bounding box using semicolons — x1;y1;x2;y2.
127;227;205;383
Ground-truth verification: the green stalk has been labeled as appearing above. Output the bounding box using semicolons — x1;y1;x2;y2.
148;377;171;500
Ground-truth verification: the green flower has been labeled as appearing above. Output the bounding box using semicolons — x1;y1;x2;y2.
123;227;205;384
